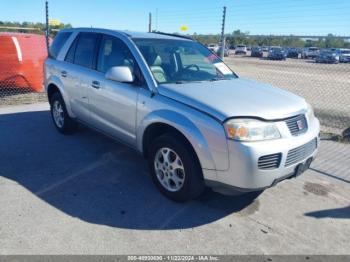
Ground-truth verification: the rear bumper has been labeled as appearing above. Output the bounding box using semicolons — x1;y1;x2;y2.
208;117;320;192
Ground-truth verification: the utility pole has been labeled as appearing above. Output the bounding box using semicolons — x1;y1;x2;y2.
156;8;158;31
45;0;50;54
148;12;152;33
220;6;227;59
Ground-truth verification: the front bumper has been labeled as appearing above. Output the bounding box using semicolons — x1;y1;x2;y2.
209;116;320;191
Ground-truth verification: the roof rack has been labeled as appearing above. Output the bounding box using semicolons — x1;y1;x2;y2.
151;31;194;40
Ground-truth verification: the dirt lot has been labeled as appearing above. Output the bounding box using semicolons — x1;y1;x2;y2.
225;54;350;134
0;103;349;255
0;92;47;107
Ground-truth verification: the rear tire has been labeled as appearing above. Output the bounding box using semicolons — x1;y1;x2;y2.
148;133;205;202
50;92;77;135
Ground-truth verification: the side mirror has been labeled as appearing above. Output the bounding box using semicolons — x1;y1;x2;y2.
105;66;134;83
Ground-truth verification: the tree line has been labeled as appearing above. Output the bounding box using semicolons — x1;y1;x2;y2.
1;21;349;49
192;30;350;49
0;21;72;35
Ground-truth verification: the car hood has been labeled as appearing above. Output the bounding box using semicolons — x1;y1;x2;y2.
157;78;307;121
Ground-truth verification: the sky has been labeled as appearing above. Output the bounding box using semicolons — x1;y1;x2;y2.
1;0;349;36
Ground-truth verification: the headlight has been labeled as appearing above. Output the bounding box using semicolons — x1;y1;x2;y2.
224;118;281;141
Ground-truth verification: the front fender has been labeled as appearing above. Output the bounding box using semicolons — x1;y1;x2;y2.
138;110;217;170
46;75;75;118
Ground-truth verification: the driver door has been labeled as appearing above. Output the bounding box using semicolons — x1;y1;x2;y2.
88;34;139;147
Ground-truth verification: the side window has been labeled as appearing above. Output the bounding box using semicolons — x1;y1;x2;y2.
73;33;99;69
97;35;135;73
49;32;72;59
65;35;78;63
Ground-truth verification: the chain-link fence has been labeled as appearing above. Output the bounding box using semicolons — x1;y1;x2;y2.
154;4;350;140
1;4;349;138
0;28;48;106
225;51;350;137
151;2;350;183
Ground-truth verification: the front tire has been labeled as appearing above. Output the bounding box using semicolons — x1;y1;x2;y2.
50;92;77;134
148;133;205;202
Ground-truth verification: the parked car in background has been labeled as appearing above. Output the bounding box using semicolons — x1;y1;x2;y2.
45;28;320;201
268;47;287;60
301;47;319;59
262;46;269;52
251;46;263;57
339;49;350;63
0;33;48;92
287;48;299;58
229;44;235;50
235;44;247;54
216;46;230;57
315;50;340;64
208;43;219;53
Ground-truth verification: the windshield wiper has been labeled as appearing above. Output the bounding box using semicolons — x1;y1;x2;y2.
174;80;203;84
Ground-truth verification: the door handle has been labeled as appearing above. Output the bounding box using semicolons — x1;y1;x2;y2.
61;71;67;77
91;80;100;89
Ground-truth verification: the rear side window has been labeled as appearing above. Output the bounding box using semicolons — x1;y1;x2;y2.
65;36;78;63
49;32;72;59
73;33;100;69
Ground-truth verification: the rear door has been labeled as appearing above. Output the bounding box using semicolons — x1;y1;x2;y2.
62;32;100;122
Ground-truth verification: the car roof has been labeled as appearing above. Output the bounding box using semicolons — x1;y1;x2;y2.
59;27;192;41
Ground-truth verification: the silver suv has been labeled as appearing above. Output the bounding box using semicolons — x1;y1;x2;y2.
45;28;320;201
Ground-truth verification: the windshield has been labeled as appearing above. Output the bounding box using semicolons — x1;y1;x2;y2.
133;38;236;84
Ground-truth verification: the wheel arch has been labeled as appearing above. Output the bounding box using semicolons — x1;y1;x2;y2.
46;76;75;118
139;110;217;170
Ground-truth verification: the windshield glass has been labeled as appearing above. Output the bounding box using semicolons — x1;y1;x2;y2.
133;38;236;84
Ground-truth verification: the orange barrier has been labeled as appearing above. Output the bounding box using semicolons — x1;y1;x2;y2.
0;33;48;92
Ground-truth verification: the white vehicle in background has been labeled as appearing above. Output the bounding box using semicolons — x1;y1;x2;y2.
207;43;219;53
301;47;320;59
339;49;350;63
235;44;247;54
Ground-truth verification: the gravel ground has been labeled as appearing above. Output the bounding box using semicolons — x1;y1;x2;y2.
0;91;47;107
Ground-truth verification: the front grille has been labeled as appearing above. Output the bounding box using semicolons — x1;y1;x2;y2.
285;114;308;136
258;153;282;170
285;138;317;167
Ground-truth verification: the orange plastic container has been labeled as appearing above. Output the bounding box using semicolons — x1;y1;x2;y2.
0;33;48;92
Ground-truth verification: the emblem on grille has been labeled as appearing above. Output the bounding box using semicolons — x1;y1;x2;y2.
296;120;304;130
